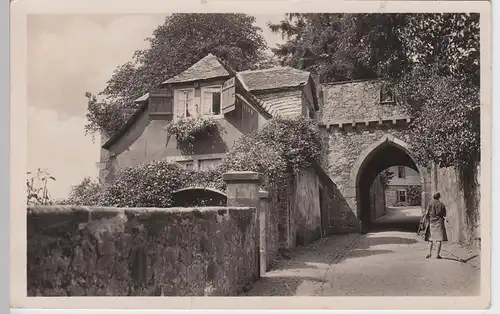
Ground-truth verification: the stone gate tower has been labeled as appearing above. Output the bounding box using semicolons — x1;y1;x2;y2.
317;79;432;227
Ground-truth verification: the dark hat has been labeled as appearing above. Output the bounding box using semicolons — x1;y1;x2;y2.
433;192;441;199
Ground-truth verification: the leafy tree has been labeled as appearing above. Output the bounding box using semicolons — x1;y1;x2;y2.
395;14;480;169
269;14;408;81
399;13;479;86
85;14;272;138
396;66;480;169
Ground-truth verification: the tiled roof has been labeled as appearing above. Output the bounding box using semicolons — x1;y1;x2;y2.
162;53;230;84
237;67;311;92
255;90;303;118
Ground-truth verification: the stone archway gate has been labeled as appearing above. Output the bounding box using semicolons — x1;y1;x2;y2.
317;79;432;228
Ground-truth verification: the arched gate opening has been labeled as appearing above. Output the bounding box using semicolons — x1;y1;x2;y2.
354;137;425;232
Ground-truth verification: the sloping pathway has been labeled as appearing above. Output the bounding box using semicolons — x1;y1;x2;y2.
244;231;480;296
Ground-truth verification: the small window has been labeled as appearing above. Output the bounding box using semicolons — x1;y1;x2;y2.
198;158;223;171
397;190;407;203
174;89;195;119
177;160;194;170
201;86;222;116
380;83;395;103
397;166;406;179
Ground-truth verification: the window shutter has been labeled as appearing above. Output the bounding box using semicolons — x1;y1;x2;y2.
221;77;236;114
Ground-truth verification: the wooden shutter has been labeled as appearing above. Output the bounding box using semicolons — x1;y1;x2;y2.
221;77;236;114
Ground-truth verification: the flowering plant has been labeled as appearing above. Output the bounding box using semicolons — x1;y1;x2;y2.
165;116;221;149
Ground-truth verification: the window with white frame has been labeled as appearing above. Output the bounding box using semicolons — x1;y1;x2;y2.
397;190;407;203
201;86;222;116
177;160;195;170
174;89;195;119
397;166;406;179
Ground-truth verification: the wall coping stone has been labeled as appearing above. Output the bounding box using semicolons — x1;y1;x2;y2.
223;171;263;183
259;190;269;199
27;205;254;216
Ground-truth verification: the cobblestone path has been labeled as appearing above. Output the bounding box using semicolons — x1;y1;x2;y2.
244;231;480;296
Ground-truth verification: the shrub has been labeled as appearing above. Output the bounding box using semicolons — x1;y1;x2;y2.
57;177;103;206
165;116;221;150
98;161;226;208
224;116;322;195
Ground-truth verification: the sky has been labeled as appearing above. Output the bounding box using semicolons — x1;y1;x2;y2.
27;14;285;200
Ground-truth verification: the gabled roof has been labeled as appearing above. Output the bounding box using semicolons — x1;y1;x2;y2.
162;53;230;84
237;67;311;92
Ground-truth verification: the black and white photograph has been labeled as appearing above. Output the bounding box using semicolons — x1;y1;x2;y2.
11;1;492;310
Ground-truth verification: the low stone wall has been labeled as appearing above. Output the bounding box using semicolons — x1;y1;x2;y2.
27;205;259;296
434;165;480;247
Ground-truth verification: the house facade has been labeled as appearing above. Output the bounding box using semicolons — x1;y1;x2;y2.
384;166;422;207
98;54;318;183
98;53;421;250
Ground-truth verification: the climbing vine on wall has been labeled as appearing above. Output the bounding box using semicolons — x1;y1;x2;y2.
224;116;323;193
406;185;422;206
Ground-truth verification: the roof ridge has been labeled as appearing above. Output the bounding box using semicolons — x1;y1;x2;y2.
238;66;308;74
321;78;381;86
161;53;229;84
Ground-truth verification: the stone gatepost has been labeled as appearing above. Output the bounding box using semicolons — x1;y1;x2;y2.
259;190;270;276
223;171;263;279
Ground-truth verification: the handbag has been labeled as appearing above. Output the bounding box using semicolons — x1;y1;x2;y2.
417;210;430;237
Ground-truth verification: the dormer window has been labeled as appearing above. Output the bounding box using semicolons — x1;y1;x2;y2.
380;83;395;104
201;85;222;116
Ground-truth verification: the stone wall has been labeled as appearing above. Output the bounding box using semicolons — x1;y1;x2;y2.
318;80;408;124
313;163;361;235
293;167;322;246
323;126;411;203
369;175;386;220
27;205;259;296
433;165;481;247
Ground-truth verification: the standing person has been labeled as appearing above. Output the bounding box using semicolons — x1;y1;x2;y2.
425;192;448;259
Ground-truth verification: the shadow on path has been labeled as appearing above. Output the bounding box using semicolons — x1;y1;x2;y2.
243;231;480;297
